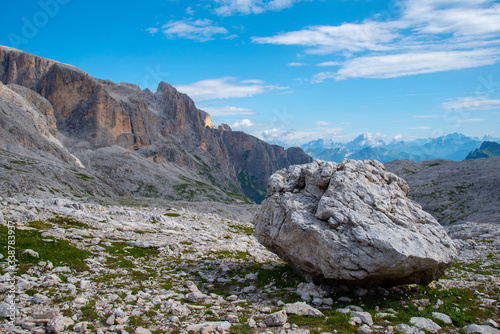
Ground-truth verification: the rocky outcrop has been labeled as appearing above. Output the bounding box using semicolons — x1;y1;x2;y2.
254;159;458;287
385;158;500;224
0;45;311;202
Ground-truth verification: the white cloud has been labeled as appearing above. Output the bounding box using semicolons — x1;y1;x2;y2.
414;115;441;118
441;97;500;110
211;0;308;16
457;118;485;123
146;27;159;34
175;77;286;101
314;121;330;126
253;21;398;54
253;0;500;80
240;79;265;84
201;105;256;116
313;50;499;81
401;0;500;36
232;119;254;128
186;6;195;15
316;61;340;67
161;19;229;41
414;126;432;130
288;62;308;66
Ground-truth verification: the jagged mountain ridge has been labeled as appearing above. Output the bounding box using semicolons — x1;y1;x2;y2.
465;141;500;160
302;133;497;163
0;46;311;203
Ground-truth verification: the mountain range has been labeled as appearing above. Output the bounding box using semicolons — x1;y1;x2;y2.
302;133;500;163
0;46;311;204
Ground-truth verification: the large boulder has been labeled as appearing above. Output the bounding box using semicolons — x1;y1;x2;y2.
254;159;458;287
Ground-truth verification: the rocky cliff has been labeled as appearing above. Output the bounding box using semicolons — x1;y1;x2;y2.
0;46;311;203
220;129;312;203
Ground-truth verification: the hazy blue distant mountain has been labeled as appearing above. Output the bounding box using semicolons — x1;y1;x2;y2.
465;141;500;160
301;133;496;163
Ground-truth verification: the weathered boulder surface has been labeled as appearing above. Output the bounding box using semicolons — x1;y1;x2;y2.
254;159;458;287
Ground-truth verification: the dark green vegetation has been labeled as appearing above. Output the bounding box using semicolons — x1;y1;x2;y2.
0;225;91;274
237;170;267;204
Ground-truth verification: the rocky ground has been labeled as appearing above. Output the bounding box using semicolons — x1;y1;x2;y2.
0;197;498;334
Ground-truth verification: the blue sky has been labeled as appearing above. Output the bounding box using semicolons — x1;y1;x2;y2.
2;0;500;146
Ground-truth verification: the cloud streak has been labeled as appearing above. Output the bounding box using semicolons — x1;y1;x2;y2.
313;50;499;81
211;0;310;16
175;77;286;101
158;19;229;42
441;97;500;111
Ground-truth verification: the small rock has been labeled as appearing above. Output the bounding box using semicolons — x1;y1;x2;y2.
410;317;441;333
296;282;328;302
186;292;208;303
396;324;424;334
221;315;239;323
336;308;351;314
135;327;152;334
242;285;256;294
226;295;238;301
73;322;88;333
412;299;431;307
106;314;115;326
168;316;180;322
31;294;48;304
432;312;452;324
22;249;39;258
338;297;353;302
186;322;232;332
265;310;288;327
0;301;16;318
261;306;272;313
198;324;213;334
351;311;373;326
21;321;36;330
79;280;90;289
284;302;325;317
323;298;334;306
463;324;500;334
354;288;368;297
348;305;364;312
114;308;127;318
46;315;74;334
358;325;373;334
33;309;59;320
484;319;499;328
247;318;257;328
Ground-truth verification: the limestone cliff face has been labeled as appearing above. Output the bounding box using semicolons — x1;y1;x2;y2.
0;46;311;203
220;130;312;202
0;82;83;167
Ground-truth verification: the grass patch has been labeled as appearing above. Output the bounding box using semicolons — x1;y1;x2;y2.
48;216;91;229
164;212;181;217
228;223;253;236
27;220;51;230
0;225;91;275
73;172;93;181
